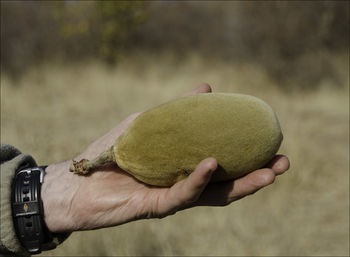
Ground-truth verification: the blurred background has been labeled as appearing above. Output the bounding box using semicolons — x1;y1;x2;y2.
1;1;349;256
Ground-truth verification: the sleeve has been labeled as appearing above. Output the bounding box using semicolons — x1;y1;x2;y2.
0;144;70;256
0;144;35;256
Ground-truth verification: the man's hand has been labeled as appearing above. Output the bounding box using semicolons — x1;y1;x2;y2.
41;84;290;233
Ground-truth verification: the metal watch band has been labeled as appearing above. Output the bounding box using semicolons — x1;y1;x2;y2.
11;166;52;254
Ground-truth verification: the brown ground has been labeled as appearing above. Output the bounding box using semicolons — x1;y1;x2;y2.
2;54;348;256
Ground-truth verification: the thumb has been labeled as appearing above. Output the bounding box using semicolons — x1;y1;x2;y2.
157;158;217;217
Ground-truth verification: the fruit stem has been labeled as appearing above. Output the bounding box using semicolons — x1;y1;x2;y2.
69;146;115;174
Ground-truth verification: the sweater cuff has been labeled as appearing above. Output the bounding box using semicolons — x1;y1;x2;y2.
1;147;37;256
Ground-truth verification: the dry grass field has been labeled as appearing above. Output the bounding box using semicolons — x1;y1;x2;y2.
1;54;349;256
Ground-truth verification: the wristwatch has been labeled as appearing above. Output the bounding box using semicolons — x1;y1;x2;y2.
11;165;53;254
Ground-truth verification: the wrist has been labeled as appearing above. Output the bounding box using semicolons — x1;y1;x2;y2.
41;161;77;233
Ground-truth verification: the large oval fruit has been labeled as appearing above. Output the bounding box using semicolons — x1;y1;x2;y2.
113;93;283;186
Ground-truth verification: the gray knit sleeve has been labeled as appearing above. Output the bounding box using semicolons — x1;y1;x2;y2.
0;144;36;256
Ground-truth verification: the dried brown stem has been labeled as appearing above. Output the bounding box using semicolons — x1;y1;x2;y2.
69;146;115;175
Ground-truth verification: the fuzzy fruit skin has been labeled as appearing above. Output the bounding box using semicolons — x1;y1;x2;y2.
114;93;283;187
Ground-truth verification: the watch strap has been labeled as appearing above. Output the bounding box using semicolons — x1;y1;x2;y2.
11;166;52;254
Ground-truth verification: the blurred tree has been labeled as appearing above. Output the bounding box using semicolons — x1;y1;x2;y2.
1;1;149;79
131;1;348;90
95;1;148;64
1;1;348;90
234;1;349;89
53;1;148;64
1;2;60;79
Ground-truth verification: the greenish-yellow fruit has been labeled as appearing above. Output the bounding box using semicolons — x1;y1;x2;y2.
70;93;283;187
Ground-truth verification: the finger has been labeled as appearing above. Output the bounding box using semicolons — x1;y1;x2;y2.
159;158;217;215
182;83;212;96
229;168;276;201
266;155;290;175
195;168;276;206
122;112;143;127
